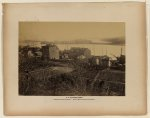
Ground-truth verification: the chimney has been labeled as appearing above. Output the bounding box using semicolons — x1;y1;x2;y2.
121;48;122;55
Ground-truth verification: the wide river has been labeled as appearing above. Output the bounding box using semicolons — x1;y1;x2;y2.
57;44;125;59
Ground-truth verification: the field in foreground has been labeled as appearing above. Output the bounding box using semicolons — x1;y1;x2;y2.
19;60;125;96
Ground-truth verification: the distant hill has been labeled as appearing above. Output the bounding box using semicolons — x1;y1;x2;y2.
54;38;125;45
19;37;125;46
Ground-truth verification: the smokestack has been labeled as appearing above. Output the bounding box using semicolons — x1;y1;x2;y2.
121;48;122;55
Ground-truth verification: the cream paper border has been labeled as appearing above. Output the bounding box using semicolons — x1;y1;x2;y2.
1;0;147;3
3;2;146;115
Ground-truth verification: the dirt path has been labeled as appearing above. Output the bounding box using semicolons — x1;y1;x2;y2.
90;71;101;90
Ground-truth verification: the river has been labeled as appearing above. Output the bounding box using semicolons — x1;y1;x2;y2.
57;44;125;59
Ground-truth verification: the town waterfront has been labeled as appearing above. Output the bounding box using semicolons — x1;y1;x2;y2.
20;42;125;58
57;44;125;58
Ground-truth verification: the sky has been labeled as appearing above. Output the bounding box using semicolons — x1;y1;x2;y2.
19;22;125;45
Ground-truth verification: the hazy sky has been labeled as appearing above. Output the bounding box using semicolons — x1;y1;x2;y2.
19;22;125;43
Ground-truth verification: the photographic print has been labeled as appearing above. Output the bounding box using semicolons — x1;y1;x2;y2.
3;2;147;115
19;22;125;96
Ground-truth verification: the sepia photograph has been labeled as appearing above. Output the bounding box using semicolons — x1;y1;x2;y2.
19;22;125;96
3;2;147;115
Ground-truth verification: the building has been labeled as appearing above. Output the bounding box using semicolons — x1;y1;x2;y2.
34;51;42;58
110;55;125;71
27;50;34;58
59;50;69;59
77;55;86;59
88;55;109;69
42;44;59;60
69;47;91;59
